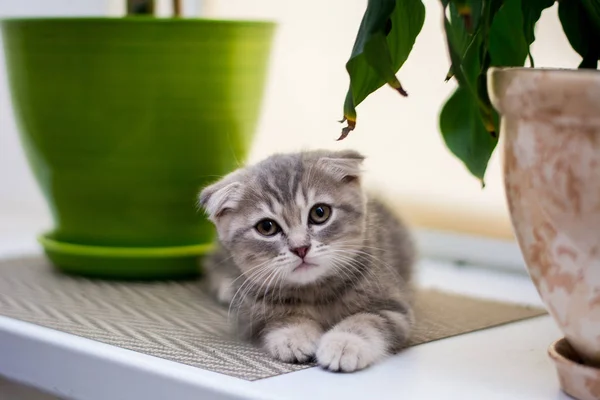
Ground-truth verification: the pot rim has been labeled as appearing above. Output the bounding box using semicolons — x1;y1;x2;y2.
0;16;276;28
39;233;215;258
489;66;600;78
488;67;600;118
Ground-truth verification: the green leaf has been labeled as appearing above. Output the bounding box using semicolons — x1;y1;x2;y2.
443;2;498;130
443;0;488;81
581;0;600;30
442;4;475;89
440;1;500;183
440;86;497;184
340;0;426;139
521;0;555;45
450;0;484;33
559;0;600;69
489;0;529;67
521;0;555;66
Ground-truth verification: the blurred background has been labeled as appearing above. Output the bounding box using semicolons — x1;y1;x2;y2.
0;0;581;266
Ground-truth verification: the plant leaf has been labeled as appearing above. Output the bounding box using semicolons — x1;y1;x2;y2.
440;86;497;184
521;0;556;66
581;0;600;30
439;0;508;183
442;4;475;90
340;0;426;138
449;0;483;33
559;0;600;69
444;0;486;81
489;0;529;67
521;0;555;45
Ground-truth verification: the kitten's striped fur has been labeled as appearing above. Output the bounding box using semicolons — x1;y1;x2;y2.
199;150;416;372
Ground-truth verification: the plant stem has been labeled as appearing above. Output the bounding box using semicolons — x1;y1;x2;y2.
126;0;155;15
173;0;182;17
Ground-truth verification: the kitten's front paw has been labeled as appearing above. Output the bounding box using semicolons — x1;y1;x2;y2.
264;323;322;363
316;331;382;372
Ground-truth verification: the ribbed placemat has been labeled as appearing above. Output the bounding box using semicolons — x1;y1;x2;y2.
0;257;545;380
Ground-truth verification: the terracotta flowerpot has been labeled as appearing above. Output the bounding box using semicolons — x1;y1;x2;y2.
489;67;600;398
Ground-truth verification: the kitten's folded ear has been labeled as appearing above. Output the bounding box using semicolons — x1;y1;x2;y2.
198;171;244;221
319;150;366;183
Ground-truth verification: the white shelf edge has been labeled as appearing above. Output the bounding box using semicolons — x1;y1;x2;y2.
0;317;272;400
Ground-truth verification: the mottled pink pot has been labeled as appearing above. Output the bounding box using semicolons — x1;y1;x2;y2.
488;68;600;365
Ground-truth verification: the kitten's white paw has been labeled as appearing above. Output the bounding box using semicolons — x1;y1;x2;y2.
316;331;384;372
264;323;322;363
216;279;234;305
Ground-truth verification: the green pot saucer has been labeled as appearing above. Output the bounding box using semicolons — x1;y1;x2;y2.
39;233;214;280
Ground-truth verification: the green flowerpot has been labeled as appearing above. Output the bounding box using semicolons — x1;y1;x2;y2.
1;17;275;279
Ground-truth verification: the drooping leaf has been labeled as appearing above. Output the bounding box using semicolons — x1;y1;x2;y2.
521;0;555;45
521;0;556;44
439;13;498;184
559;0;600;69
521;0;556;66
340;0;426;139
581;0;600;30
489;0;529;67
442;5;474;89
449;0;484;33
440;86;497;184
443;1;473;81
439;0;557;182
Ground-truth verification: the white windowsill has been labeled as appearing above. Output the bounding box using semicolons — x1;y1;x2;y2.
0;211;569;400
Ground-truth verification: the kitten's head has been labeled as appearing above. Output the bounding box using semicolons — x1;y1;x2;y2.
199;150;367;286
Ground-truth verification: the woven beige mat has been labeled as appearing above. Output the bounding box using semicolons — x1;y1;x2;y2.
0;257;545;381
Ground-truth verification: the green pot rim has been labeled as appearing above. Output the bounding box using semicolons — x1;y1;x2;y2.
0;16;276;28
39;233;214;258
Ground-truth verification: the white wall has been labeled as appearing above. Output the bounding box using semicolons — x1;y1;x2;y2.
0;0;582;239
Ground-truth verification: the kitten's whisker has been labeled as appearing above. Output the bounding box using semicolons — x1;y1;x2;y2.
328;256;356;282
228;257;283;286
252;268;279;322
228;260;272;306
275;266;289;304
329;249;388;279
262;266;282;315
228;263;273;322
328;259;362;291
231;265;274;329
332;241;391;253
332;247;401;279
327;251;386;294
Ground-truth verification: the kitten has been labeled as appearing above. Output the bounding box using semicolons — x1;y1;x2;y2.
198;150;416;372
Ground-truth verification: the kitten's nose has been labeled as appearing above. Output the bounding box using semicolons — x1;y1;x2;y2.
291;245;311;259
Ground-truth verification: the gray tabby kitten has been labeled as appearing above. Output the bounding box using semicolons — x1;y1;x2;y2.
199;150;416;372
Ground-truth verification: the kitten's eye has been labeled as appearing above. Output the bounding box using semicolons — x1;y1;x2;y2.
255;219;280;236
309;204;331;225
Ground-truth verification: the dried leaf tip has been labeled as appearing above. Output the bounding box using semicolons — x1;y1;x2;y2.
394;86;409;97
337;118;356;141
457;5;473;31
389;79;408;97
